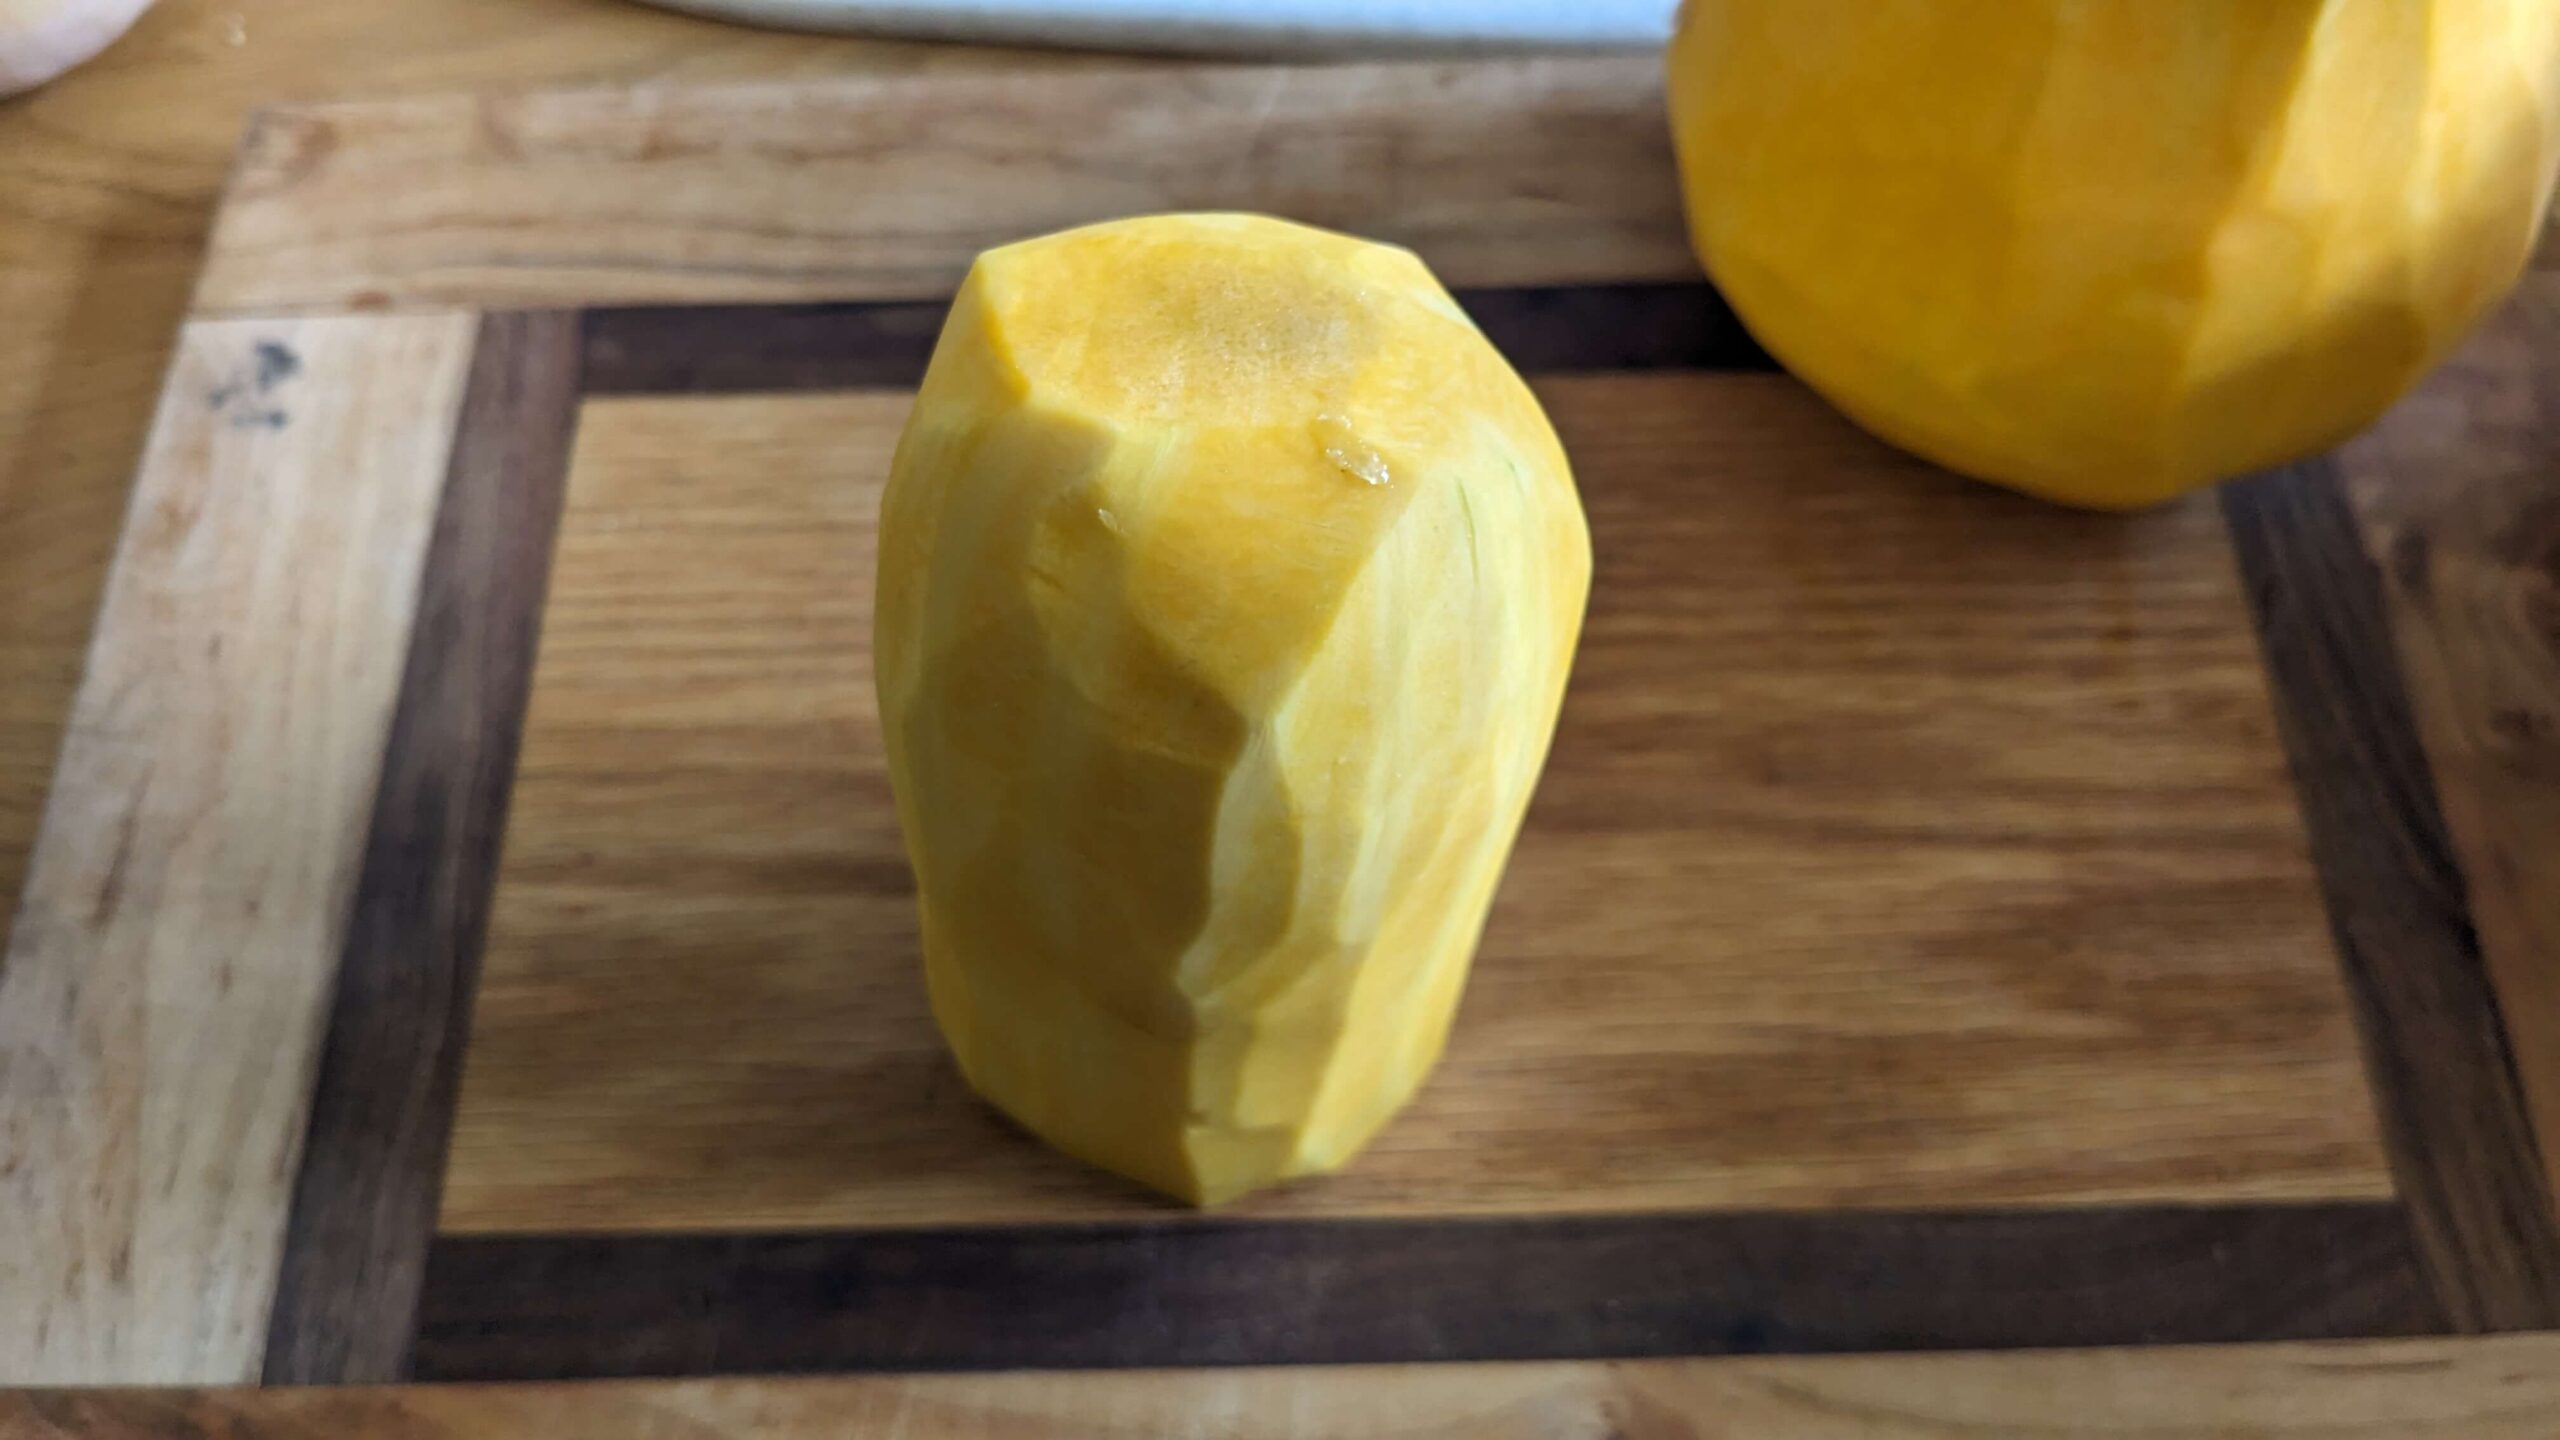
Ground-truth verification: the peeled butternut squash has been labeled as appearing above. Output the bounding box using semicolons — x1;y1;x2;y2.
876;214;1591;1205
1669;0;2560;508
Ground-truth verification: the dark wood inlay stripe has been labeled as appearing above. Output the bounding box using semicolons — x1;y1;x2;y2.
580;283;1771;396
261;311;585;1385
410;1203;2437;1381
583;299;948;397
2223;464;2560;1331
1462;283;1769;376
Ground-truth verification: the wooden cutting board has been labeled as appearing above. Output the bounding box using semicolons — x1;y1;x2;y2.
4;55;2560;1430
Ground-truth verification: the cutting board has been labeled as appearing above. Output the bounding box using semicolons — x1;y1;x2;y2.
5;56;2560;1429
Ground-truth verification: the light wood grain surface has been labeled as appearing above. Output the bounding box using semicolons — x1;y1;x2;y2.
194;60;1688;313
438;374;2391;1234
0;0;1045;999
14;1334;2560;1438
0;313;474;1383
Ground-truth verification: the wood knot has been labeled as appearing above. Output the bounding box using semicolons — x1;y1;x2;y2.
2490;492;2560;589
2387;525;2434;603
2490;707;2553;747
236;111;339;195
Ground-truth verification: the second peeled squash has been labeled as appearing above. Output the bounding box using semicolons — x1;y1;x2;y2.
1670;0;2560;508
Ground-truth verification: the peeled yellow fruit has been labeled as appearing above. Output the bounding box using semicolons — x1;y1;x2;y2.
1668;0;2560;508
876;214;1591;1205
